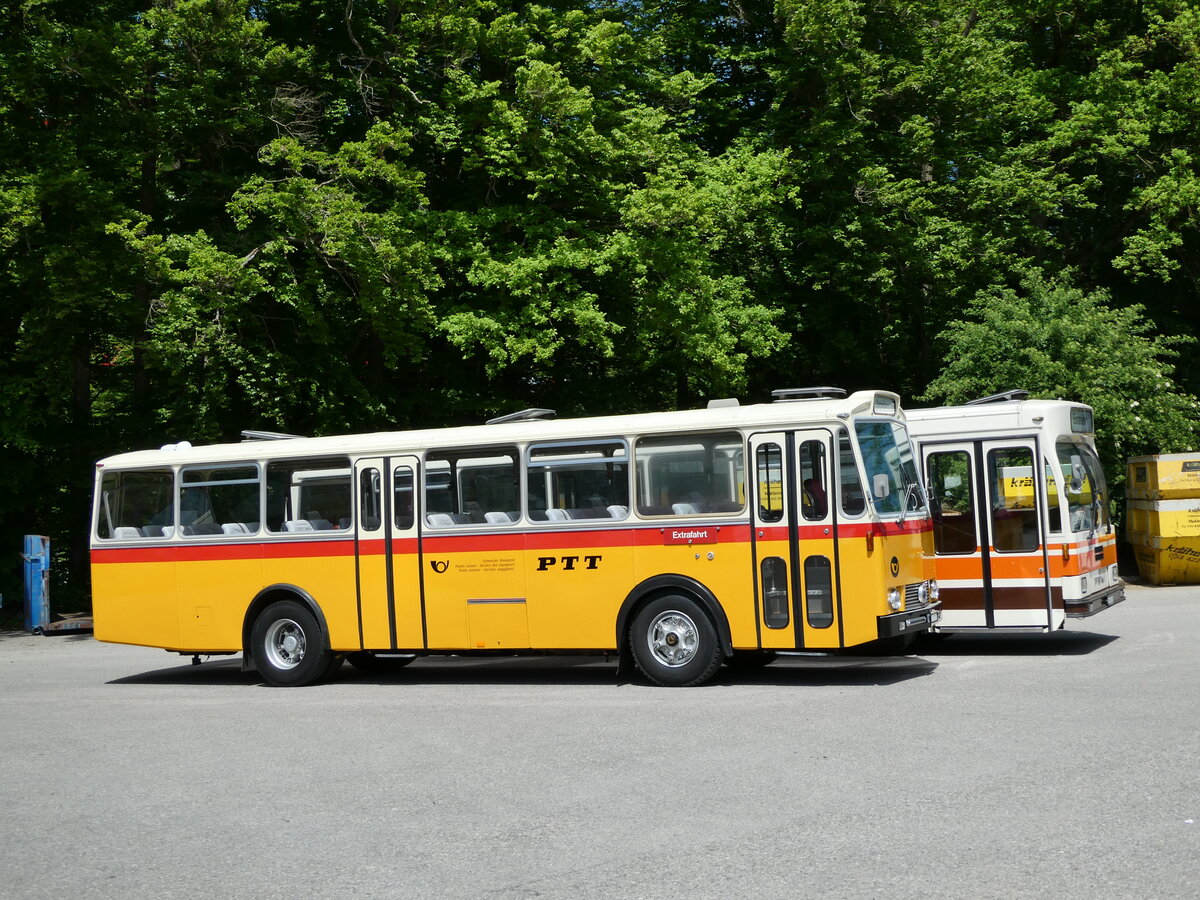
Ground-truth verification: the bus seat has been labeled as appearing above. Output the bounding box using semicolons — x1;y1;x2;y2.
221;522;252;535
186;523;221;535
671;502;699;515
426;513;455;527
140;525;164;537
283;519;315;533
706;501;742;513
113;526;141;540
545;508;569;521
309;518;335;531
161;526;176;538
338;517;352;529
484;511;512;524
607;505;628;519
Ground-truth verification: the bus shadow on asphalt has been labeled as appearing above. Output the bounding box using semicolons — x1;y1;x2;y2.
911;631;1118;657
109;657;259;686
110;653;939;687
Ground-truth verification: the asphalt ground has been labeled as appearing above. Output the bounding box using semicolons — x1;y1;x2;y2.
1;582;1197;898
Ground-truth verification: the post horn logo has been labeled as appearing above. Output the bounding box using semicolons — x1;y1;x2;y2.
430;560;450;574
889;556;900;577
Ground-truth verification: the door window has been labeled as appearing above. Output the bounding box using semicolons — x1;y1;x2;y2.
928;450;977;554
988;447;1040;552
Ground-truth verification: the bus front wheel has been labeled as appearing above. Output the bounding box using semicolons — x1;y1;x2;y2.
251;600;334;687
629;594;722;687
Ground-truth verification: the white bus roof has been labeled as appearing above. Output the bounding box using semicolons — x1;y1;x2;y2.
905;397;1093;440
97;390;903;469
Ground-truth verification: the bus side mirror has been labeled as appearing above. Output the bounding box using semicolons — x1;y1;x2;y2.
873;473;891;500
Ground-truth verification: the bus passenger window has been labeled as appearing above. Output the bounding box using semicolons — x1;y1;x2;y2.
180;464;261;536
635;432;745;517
755;443;784;523
96;468;174;539
838;431;865;517
799;439;828;521
425;448;519;526
265;457;352;533
527;440;629;522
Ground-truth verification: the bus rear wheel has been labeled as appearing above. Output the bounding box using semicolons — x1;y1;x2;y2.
251;600;334;687
629;594;722;687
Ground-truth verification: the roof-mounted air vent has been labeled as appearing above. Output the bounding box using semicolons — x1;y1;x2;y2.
485;408;557;425
771;387;847;402
964;390;1029;406
241;430;306;441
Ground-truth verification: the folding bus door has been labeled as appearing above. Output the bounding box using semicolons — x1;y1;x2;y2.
923;439;1053;629
750;430;841;650
354;456;424;651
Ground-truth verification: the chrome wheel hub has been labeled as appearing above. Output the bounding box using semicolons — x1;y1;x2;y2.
264;618;306;670
647;611;699;668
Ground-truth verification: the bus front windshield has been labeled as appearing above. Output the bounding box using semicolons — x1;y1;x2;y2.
1056;441;1110;532
854;421;926;517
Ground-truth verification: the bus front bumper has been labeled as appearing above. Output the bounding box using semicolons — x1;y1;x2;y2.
878;603;941;639
1065;583;1126;618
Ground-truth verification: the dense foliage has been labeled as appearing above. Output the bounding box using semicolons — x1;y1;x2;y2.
3;1;1199;605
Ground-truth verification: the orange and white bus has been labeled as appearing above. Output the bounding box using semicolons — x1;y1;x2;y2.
907;391;1124;632
90;388;939;686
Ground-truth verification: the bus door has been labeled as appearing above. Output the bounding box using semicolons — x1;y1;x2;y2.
750;430;841;650
922;439;1053;629
354;456;424;650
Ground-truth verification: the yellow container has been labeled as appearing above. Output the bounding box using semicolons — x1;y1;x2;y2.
1127;530;1200;585
1126;499;1200;537
1127;453;1200;500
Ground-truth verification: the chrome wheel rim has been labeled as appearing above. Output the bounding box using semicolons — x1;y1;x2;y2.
264;618;306;670
646;610;699;668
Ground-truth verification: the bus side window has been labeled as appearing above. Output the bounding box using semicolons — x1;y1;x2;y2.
180;464;260;537
838;431;865;517
265;457;352;533
527;439;630;523
96;468;174;539
425;448;519;526
635;432;744;517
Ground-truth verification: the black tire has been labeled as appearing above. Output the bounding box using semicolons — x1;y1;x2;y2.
725;650;777;669
628;593;723;687
250;600;333;687
345;652;417;674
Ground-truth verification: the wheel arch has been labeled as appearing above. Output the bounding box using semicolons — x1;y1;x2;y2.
241;583;332;670
616;575;733;662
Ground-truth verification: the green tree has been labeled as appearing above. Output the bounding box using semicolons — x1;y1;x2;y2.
922;268;1199;487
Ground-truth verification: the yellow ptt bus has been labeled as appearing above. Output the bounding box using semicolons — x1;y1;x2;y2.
907;391;1124;632
91;388;940;686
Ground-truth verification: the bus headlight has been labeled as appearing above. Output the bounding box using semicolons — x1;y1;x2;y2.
929;580;939;601
918;582;929;605
887;587;902;611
